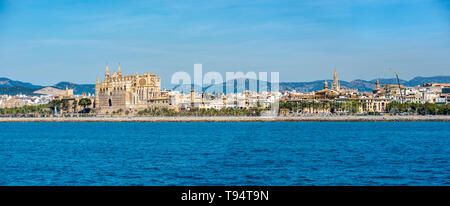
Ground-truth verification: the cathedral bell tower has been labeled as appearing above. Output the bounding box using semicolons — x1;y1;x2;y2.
375;79;380;90
332;68;340;92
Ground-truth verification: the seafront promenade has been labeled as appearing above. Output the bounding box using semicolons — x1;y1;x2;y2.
0;115;449;122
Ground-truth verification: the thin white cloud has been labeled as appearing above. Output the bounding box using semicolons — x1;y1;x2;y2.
31;38;110;47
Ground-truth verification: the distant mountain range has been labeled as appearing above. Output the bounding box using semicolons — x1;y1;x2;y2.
0;77;43;89
279;76;450;93
0;76;449;96
170;76;450;93
0;77;95;96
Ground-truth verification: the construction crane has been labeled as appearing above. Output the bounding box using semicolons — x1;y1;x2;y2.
388;68;404;103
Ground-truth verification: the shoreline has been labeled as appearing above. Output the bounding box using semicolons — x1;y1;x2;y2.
0;115;449;122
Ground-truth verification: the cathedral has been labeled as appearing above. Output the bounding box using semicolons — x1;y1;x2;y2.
95;65;161;110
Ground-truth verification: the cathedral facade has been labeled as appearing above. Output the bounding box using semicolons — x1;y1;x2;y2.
95;65;161;110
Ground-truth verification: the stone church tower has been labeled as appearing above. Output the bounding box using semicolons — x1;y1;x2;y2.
331;68;340;92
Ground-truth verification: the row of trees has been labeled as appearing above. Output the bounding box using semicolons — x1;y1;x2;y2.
137;107;269;117
279;101;361;114
49;98;92;112
0;104;52;117
279;101;450;115
386;102;450;115
2;99;448;117
0;98;93;117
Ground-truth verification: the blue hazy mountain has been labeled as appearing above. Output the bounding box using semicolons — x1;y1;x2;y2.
0;77;43;89
279;76;448;93
0;78;95;96
53;82;96;95
172;76;450;93
0;77;44;96
0;86;40;96
0;76;449;96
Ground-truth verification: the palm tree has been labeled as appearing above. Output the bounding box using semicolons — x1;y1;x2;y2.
72;100;78;115
78;98;92;110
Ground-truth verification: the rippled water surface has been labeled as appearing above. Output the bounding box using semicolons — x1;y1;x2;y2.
0;122;449;185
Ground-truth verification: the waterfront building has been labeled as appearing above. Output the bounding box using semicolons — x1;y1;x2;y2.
314;88;339;99
147;96;173;109
421;92;440;103
422;83;450;88
0;96;25;108
52;86;75;100
357;98;391;113
404;93;422;103
422;83;449;95
95;65;162;110
378;84;406;99
441;88;450;104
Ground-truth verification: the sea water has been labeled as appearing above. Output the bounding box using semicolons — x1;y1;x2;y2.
0;122;449;185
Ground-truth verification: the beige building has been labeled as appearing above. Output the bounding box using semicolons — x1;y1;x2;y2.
357;98;391;113
95;65;161;110
53;86;75;100
0;96;25;108
147;96;173;109
404;93;421;103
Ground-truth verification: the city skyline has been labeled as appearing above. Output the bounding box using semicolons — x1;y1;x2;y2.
0;0;449;85
2;0;450;194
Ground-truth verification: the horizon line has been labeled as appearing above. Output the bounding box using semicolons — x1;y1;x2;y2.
2;74;450;87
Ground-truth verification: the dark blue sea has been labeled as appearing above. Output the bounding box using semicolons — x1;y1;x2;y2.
0;122;449;186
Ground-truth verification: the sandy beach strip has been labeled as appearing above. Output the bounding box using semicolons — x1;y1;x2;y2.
0;115;449;122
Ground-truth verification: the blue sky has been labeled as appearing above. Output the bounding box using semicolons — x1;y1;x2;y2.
0;0;449;86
